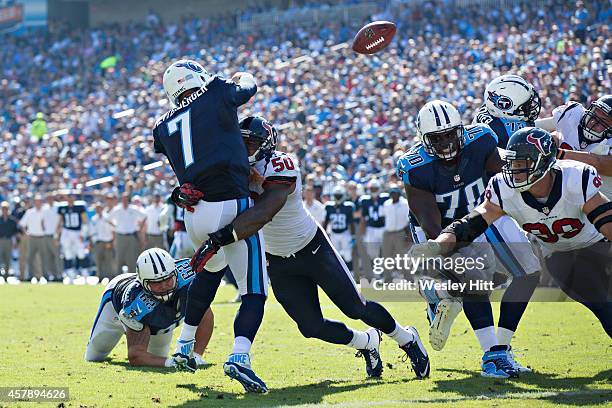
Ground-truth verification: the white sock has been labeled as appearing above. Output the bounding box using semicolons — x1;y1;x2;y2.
347;330;370;349
387;322;414;347
231;336;252;355
178;324;198;343
497;327;515;346
474;326;498;352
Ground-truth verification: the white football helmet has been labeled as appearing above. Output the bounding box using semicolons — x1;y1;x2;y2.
367;178;382;197
416;100;464;160
162;59;211;107
332;185;346;202
136;248;177;302
484;74;541;122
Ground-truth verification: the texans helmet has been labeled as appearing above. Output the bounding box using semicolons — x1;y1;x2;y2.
502;127;558;192
239;116;278;165
580;94;612;143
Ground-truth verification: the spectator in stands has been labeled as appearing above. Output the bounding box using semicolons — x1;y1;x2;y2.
30;112;47;143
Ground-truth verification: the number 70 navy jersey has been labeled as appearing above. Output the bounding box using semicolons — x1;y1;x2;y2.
396;124;498;229
152;76;256;202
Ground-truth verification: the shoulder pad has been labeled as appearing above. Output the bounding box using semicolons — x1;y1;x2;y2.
359;195;372;204
464;123;498;145
121;282;160;322
379;193;390;201
263;151;300;180
559;160;601;204
343;201;356;209
175;258;196;289
552;101;584;125
396;145;434;184
473;105;493;125
324;202;334;209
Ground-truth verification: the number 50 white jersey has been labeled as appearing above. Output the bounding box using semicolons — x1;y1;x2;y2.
250;151;318;257
485;160;604;256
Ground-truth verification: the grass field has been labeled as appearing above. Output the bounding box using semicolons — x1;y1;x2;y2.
0;284;610;408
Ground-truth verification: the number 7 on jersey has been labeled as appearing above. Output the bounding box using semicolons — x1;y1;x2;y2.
167;110;194;169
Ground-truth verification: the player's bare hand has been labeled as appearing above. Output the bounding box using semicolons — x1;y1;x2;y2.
249;167;265;185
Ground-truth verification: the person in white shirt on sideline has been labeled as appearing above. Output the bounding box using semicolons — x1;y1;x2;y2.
109;193;146;273
303;185;326;225
143;193;166;250
18;195;48;283
42;192;61;280
91;203;115;281
381;184;412;283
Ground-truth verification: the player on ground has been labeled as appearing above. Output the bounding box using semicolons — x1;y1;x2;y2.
57;193;89;280
423;127;612;338
85;248;214;367
324;186;356;271
535;95;612;197
178;116;430;380
152;59;269;392
398;100;541;378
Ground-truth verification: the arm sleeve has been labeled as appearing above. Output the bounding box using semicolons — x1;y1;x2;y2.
225;75;257;107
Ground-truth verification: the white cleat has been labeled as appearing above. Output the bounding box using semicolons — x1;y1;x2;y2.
7;276;20;285
100;277;110;286
38;277;48;285
30;277;38;285
429;298;462;351
507;346;532;372
86;276;100;285
0;276;5;285
63;276;72;285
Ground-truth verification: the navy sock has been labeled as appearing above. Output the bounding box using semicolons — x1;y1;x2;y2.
234;294;266;342
498;273;539;332
463;294;494;330
184;267;225;326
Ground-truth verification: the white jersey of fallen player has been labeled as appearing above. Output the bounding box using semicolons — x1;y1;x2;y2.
553;102;612;198
250;151;318;257
486;159;604;255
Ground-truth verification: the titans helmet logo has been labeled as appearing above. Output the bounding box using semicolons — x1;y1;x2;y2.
176;61;203;73
488;91;513;111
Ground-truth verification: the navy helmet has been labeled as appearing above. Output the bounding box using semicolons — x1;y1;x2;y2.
239;116;278;165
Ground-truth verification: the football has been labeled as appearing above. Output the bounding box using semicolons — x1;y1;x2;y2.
351;20;397;55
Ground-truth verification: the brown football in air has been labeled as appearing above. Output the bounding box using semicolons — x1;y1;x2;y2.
351;21;397;55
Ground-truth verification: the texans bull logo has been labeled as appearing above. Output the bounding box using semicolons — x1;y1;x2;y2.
527;133;552;155
488;91;513;111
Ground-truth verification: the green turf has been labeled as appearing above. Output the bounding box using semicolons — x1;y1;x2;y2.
0;284;610;408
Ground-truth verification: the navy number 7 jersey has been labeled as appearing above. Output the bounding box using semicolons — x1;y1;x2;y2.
152;76;256;202
397;124;498;228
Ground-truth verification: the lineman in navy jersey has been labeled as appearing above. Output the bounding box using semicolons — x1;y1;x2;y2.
398;100;541;378
472;74;540;148
179;116;431;382
324;186;356;270
57;194;89;279
154;60;268;391
428;127;612;338
86;249;214;368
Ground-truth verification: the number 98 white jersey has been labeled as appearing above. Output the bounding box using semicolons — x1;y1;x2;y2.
485;160;604;256
250;151;318;257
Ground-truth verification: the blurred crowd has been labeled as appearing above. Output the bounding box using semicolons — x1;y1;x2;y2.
0;0;609;281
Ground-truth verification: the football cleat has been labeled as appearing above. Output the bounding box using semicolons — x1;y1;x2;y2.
507;346;532;373
172;339;197;372
400;327;430;379
481;345;519;378
224;353;267;393
355;328;383;378
429;298;462;351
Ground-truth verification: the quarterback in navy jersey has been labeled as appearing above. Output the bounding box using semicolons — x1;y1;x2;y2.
85;249;213;368
324;186;356;268
473;74;541;148
398;100;541;379
154;60;269;393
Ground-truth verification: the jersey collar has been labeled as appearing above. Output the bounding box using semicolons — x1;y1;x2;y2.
520;166;562;214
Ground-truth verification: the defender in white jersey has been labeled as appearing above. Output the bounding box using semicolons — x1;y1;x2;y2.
186;116;431;380
426;128;612;339
536;95;612;198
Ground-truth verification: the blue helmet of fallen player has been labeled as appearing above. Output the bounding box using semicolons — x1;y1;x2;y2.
239;116;278;165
